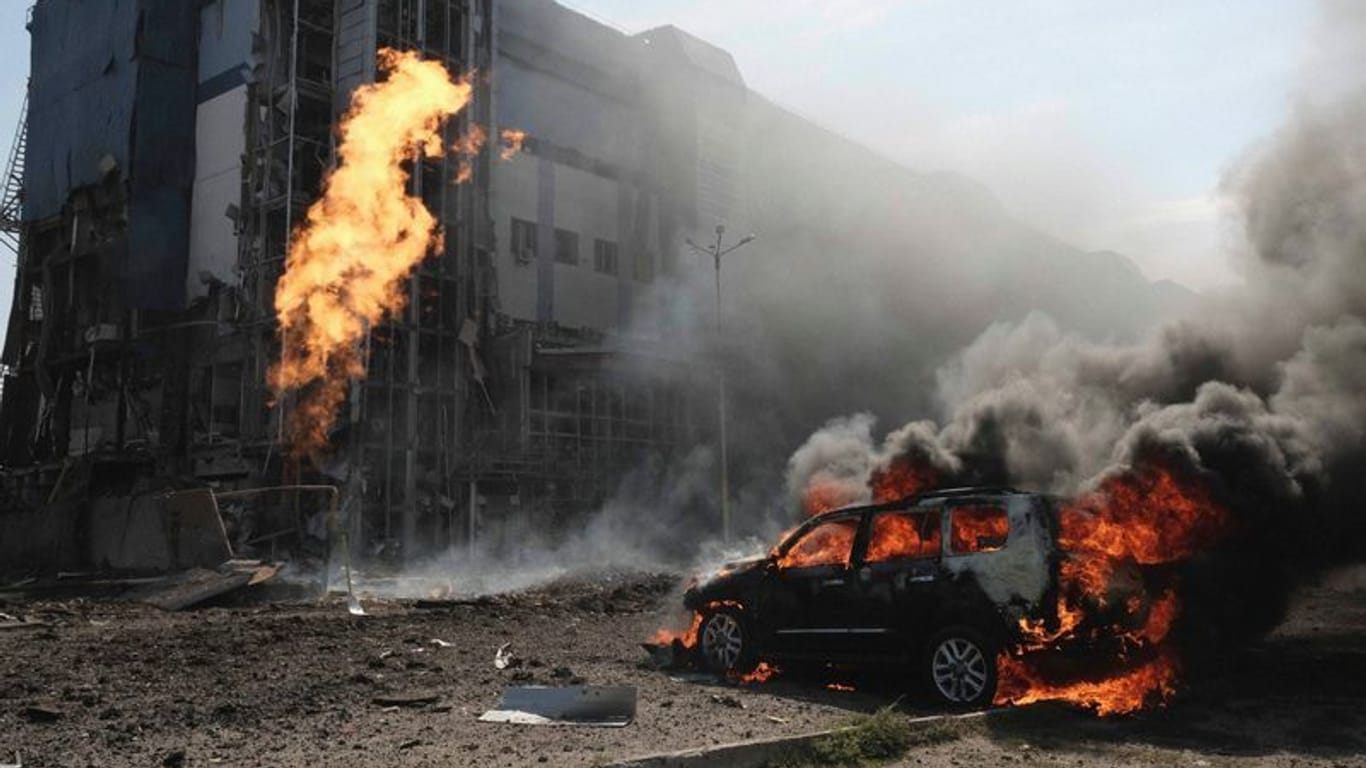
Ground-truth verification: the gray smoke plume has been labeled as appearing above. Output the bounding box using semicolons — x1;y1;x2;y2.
783;0;1366;641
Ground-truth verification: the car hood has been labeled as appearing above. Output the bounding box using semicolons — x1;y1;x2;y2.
685;555;770;607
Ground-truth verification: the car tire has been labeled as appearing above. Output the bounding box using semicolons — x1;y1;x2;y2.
698;606;759;676
924;626;997;709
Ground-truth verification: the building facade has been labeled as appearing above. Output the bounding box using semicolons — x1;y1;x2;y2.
0;0;745;563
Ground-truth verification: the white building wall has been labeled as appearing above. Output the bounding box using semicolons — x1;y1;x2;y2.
490;154;540;323
552;164;619;331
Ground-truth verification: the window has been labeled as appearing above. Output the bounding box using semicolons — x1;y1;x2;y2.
554;228;579;265
948;505;1009;554
634;250;655;283
511;218;537;264
778;518;858;569
866;510;941;562
423;0;446;52
593;239;619;275
28;285;43;321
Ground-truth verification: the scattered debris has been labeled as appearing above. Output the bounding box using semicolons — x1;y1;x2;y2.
0;752;18;768
766;715;790;724
710;694;745;709
0;617;46;632
494;642;515;669
641;641;684;669
21;704;63;723
130;562;278;612
371;692;440;708
398;739;421;750
478;686;636;727
430;638;454;648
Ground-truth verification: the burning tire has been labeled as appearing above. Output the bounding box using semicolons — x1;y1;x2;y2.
698;607;758;675
925;626;997;708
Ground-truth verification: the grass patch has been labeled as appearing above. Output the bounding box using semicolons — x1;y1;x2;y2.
766;708;966;768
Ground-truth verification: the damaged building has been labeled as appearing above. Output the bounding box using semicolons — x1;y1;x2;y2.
0;0;1191;571
0;0;750;566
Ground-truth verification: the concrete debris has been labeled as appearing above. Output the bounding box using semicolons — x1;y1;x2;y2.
478;686;636;727
494;642;514;670
710;694;744;709
372;692;441;709
21;704;63;723
0;612;45;632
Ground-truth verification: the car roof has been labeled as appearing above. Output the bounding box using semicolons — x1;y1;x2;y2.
805;486;1030;524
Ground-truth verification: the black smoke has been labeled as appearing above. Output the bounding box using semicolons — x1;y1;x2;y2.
783;0;1366;645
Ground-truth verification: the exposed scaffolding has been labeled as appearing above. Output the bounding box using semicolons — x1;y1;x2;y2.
0;92;25;258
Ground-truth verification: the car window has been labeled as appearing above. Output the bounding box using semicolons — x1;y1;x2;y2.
778;518;858;569
948;504;1009;554
866;510;941;562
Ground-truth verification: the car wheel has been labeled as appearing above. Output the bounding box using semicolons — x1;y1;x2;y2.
925;626;997;708
698;606;758;675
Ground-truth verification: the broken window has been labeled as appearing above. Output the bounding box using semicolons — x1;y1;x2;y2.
948;505;1009;554
778;518;858;569
554;228;579;265
593;238;619;275
866;510;941;562
511;218;537;264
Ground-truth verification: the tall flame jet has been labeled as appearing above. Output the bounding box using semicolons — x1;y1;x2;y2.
270;49;472;456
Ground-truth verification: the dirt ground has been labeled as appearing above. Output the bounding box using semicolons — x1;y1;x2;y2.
1;565;1363;767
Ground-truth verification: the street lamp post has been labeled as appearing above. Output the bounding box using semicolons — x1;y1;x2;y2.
686;225;756;544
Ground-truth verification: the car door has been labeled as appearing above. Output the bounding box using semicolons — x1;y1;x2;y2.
761;512;867;657
844;503;946;657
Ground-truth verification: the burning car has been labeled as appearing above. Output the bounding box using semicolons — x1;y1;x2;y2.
683;486;1150;708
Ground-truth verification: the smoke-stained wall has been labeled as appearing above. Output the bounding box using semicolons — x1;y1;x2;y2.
491;0;666;335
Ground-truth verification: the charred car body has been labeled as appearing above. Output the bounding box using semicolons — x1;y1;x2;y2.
686;487;1121;707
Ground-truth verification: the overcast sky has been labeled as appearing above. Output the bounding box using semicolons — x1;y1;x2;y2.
0;3;27;344
0;0;1317;337
567;0;1314;293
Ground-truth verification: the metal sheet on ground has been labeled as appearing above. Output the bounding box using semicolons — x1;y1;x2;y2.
479;686;637;727
132;565;274;611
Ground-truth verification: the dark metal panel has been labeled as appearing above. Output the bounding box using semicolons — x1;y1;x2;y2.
25;0;139;221
127;186;190;311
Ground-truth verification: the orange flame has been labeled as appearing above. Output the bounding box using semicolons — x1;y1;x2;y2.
651;611;702;648
499;128;527;160
739;662;779;684
948;505;1009;553
869;456;939;503
776;518;858;569
270;49;473;455
996;462;1230;715
451;123;485;184
996;648;1179;717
